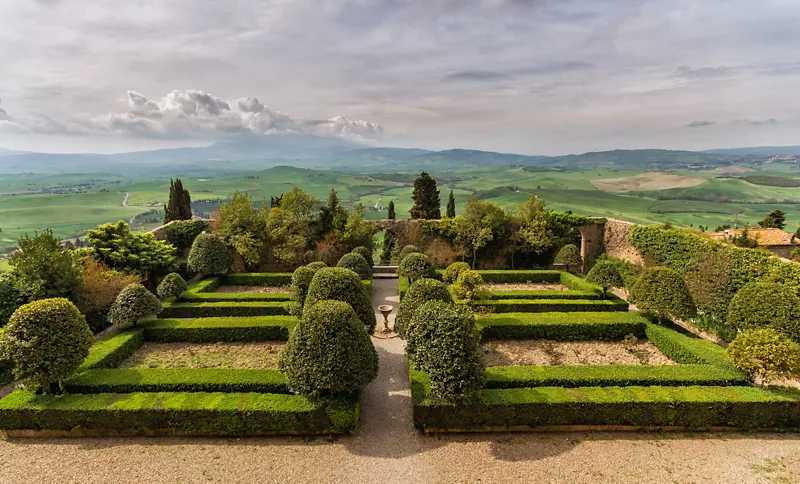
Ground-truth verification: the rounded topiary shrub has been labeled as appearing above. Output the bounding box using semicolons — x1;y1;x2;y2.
726;328;800;384
337;252;372;280
188;233;232;275
629;266;696;323
108;283;162;327
395;278;453;338
288;262;327;316
0;298;93;393
280;300;378;397
304;267;376;333
397;244;421;263
351;246;374;268
554;244;582;270
442;261;471;284
450;269;489;306
406;301;484;403
726;282;800;341
157;272;187;300
398;252;436;283
585;261;623;298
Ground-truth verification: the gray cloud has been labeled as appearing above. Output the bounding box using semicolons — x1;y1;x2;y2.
443;71;510;82
685;120;715;128
735;118;779;126
0;98;7;121
673;66;737;80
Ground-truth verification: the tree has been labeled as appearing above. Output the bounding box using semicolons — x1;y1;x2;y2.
0;273;24;328
554;244;582;272
455;198;506;269
629;267;697;323
732;225;758;248
108;283;162;327
508;193;554;269
0;298;93;393
164;178;192;223
758;210;786;230
585;262;623;298
726;282;800;342
87;221;177;281
340;203;376;253
188;233;232;274
212;191;268;269
387;201;396;220
446;190;456;218
74;256;140;333
10;229;81;301
318;189;348;236
726;329;800;385
409;172;441;219
267;188;320;266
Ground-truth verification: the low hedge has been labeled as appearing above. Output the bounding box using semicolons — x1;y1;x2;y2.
484;364;749;389
410;369;800;430
78;329;145;371
476;312;649;341
488;290;600;300
65;368;290;394
222;273;293;286
180;291;292;302
645;323;739;370
141;316;297;342
0;390;360;436
476;298;628;313
160;302;289;318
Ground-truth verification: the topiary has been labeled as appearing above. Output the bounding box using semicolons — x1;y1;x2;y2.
397;245;421;263
188;233;232;275
108;283;162;327
726;328;800;384
304;267;376;333
726;282;800;342
288;262;327;316
629;266;696;323
280;300;378;397
0;298;93;393
442;261;471;284
397;252;436;283
351;246;374;268
337;252;372;280
554;244;582;271
450;269;489;306
406;301;484;403
157;272;187;300
585;261;623;299
395;278;453;338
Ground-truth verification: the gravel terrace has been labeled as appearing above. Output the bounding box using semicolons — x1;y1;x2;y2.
0;278;798;483
483;339;676;367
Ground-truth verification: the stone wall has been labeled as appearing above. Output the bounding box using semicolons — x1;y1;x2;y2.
602;218;643;265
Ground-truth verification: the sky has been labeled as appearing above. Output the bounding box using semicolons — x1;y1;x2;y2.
1;0;800;155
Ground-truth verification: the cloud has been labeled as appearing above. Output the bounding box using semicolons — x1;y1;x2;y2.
685;120;715;128
0;98;7;121
673;66;737;80
734;118;779;126
444;71;510;82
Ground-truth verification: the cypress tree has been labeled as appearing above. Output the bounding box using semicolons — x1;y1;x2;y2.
409;172;441;220
446;190;456;218
387;201;396;220
164;178;193;223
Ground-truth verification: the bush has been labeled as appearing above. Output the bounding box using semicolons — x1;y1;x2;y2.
406;302;484;403
726;282;800;341
337;253;372;280
280;300;378;397
684;252;735;324
74;256;140;333
395;278;453;338
288;263;327;316
304;268;376;333
585;262;623;298
554;244;582;271
726;328;800;383
450;269;489;306
398;253;436;283
351;246;374;268
594;254;642;290
188;233;232;275
629;267;696;322
397;245;421;263
88;221;177;280
157;273;187;300
9;229;80;301
163;220;209;253
442;261;471;284
0;273;24;328
108;283;162;327
0;298;93;392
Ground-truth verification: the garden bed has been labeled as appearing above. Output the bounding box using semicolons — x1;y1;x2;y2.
120;342;285;369
483;339;676;367
215;285;290;294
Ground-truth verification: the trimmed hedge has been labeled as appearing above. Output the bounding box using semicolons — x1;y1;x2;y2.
476;312;649;341
488;290;600;300
475;270;562;284
476;298;628;313
141;316;297;342
65;368;289;394
222;273;293;286
180;291;292;302
484;364;749;389
399;271;603;299
645;323;739;370
160;301;288;318
0;390;360;435
78;329;145;371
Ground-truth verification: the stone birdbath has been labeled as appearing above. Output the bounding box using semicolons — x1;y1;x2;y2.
378;304;394;334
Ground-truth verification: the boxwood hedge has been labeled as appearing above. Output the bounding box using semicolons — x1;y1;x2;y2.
141;316;297;342
65;368;290;394
222;273;293;286
79;329;145;371
476;312;649;341
476;298;628;313
160;301;289;318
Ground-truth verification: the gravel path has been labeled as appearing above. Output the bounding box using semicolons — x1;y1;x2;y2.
0;278;798;483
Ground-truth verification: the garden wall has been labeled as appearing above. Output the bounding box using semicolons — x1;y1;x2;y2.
602;219;643;265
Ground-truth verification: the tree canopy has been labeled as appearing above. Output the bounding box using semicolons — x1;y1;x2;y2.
410;172;441;219
163;178;192;223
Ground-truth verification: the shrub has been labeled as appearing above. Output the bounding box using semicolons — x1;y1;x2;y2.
337;252;372;280
398;253;436;283
594;254;642;290
442;261;471;284
280;300;378;397
726;282;800;341
157;273;187;300
726;328;800;384
0;273;24;328
684;252;735;323
88;221;177;280
406;302;484;403
554;244;582;271
108;283;162;327
585;262;623;298
629;266;696;322
188;233;232;275
791;246;800;262
304;268;376;333
9;229;80;301
0;298;93;393
163;220;209;253
397;245;421;263
351;246;374;268
74;256;140;333
450;269;489;306
288;262;327;316
395;278;453;338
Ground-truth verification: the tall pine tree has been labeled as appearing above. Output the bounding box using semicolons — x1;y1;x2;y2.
387;201;396;220
164;178;192;223
446;190;456;218
409;172;441;219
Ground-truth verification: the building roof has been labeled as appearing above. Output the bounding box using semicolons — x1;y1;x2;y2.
709;227;799;246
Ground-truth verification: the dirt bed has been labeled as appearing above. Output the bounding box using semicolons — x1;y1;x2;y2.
483;339;676;366
486;283;569;291
215;285;289;293
121;342;285;369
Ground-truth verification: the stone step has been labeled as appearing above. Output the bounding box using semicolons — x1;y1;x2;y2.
373;265;398;274
373;273;399;279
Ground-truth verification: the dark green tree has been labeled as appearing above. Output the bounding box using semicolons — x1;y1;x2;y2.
409;172;441;219
387;201;396;220
9;229;80;301
758;210;786;230
446;190;456;218
163;178;192;223
732;225;758;248
318;188;348;236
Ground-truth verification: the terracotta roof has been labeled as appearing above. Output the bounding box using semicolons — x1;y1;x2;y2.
709;227;799;246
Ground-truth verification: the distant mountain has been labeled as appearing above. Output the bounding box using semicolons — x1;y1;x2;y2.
704;146;800;156
543;149;740;169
